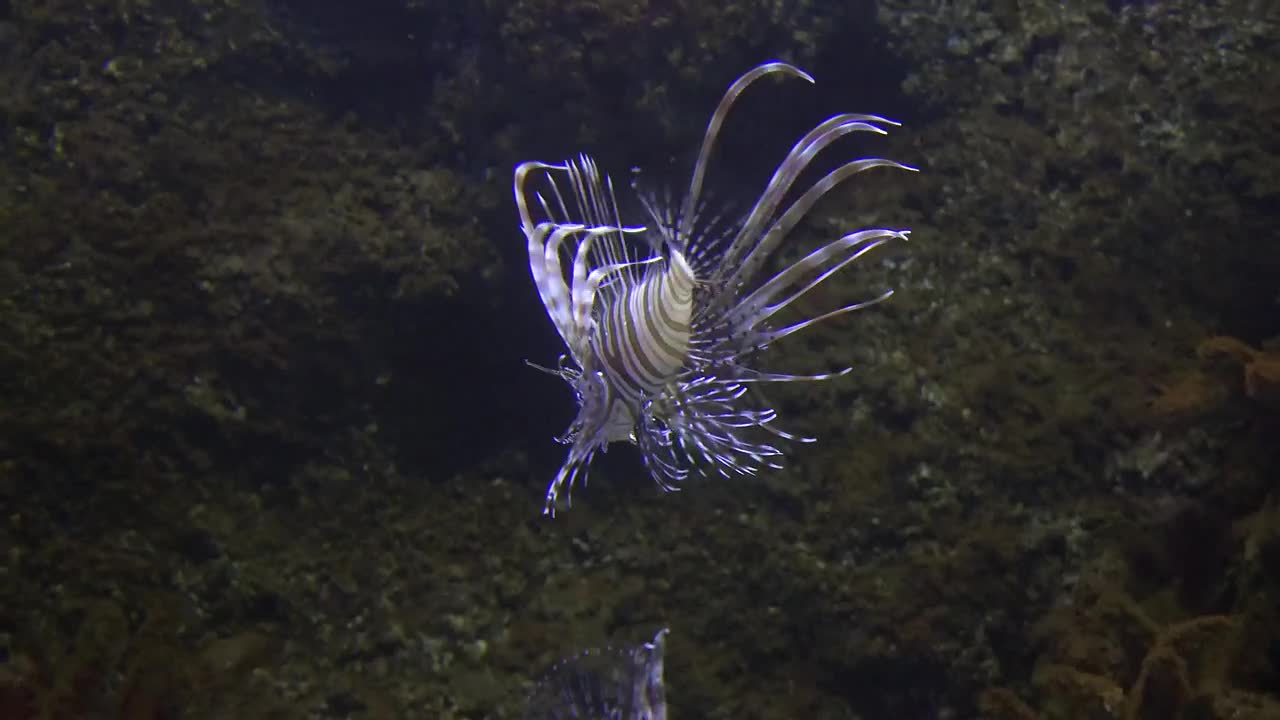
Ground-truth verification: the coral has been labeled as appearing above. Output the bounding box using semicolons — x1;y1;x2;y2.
1197;336;1280;411
1035;613;1235;720
1147;372;1231;420
1146;336;1280;420
983;592;1241;720
979;500;1280;720
979;687;1040;720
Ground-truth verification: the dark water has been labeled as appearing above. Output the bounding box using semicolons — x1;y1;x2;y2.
0;1;1277;719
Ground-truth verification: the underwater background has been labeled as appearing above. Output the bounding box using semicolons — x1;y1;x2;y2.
1;0;1277;718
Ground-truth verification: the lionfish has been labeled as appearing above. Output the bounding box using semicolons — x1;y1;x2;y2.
515;61;916;515
523;628;669;720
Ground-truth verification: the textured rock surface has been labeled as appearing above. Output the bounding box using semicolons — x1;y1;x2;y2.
1;1;1276;718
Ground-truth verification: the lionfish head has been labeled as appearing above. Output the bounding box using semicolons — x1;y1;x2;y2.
515;61;917;515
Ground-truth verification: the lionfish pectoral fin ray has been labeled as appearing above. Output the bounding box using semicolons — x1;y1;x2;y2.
754;290;897;347
716;160;915;308
742;233;901;333
712;116;901;288
760;422;817;443
738;366;857;384
680;61;815;242
749;158;918;266
724;113;863;255
727;230;904;338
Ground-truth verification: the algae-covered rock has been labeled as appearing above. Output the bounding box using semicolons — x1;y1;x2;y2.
0;0;499;482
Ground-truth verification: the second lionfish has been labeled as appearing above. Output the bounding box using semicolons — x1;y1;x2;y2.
522;628;669;720
515;61;917;515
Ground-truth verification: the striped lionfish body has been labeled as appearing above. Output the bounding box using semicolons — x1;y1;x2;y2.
515;61;917;515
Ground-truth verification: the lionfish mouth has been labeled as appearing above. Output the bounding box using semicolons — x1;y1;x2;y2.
515;61;917;515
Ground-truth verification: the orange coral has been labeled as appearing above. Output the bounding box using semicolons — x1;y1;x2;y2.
1196;336;1260;365
1244;357;1280;409
1123;614;1236;720
1197;336;1280;410
1147;371;1229;418
978;687;1041;720
984;613;1237;720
